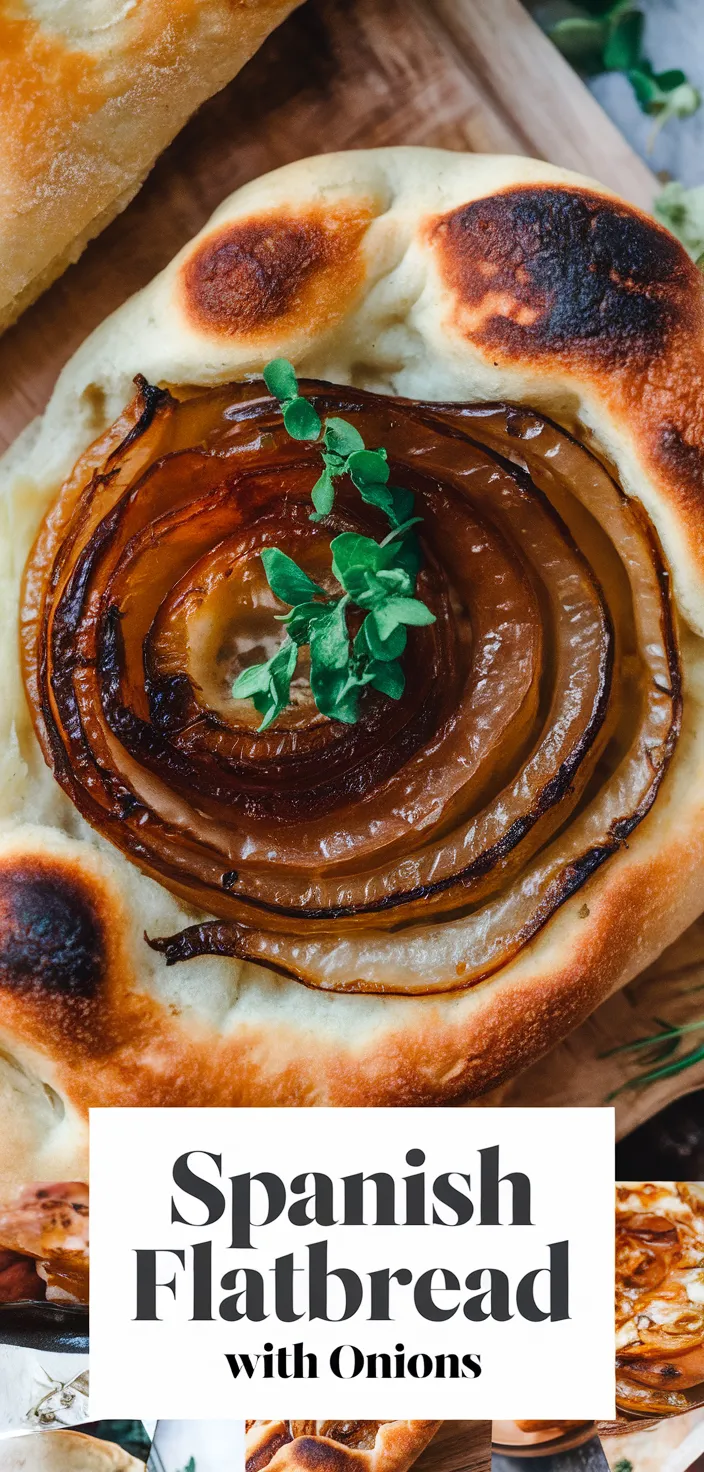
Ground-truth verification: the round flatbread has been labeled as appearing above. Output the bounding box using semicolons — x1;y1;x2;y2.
245;1421;441;1472
2;147;704;1191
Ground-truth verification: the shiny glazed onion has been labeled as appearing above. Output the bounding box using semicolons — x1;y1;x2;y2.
21;379;680;995
616;1183;704;1416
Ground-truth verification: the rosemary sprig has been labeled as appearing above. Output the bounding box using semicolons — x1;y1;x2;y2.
603;1017;704;1098
232;360;435;730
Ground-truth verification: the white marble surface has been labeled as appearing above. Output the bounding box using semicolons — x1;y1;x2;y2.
587;0;704;185
0;1347;89;1433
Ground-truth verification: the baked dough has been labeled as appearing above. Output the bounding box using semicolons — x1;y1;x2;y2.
0;0;302;333
245;1421;441;1472
0;1431;144;1472
2;148;704;1193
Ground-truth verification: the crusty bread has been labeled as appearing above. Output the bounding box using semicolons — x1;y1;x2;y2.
245;1422;442;1472
2;148;704;1194
0;0;303;333
0;1431;144;1472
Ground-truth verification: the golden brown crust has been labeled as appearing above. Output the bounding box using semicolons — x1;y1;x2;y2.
0;1430;144;1472
245;1422;441;1472
0;0;303;330
2;149;704;1179
180;204;375;342
427;184;704;622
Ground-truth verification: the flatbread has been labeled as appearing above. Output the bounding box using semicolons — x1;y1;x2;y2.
2;148;704;1194
245;1421;441;1472
0;1431;144;1472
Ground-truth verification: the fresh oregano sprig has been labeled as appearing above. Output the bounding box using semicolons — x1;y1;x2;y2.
539;1;700;139
231;360;435;730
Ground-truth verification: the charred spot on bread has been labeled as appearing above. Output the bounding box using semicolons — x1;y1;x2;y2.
0;862;105;999
288;1443;351;1472
180;205;373;339
428;185;691;364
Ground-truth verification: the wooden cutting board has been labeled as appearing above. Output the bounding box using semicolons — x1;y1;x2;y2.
416;1421;491;1472
2;0;690;1131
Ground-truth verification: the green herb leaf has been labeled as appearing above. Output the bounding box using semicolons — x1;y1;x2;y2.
309;599;350;673
348;448;391;490
388;485;416;526
283;397;322;441
655;181;704;261
330;532;384;584
375;566;414;596
310;467;336;521
373;596;437;640
236;361;436;729
358;613;407;662
604;10;643;72
309;600;356;721
283;600;332;645
232;662;273;699
260;547;325;606
368;659;405;699
232;638;298;732
324;417;365;460
543;1;700;126
263;358;299;403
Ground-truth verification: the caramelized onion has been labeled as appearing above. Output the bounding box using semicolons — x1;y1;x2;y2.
22;380;680;994
616;1186;704;1415
289;1425;387;1449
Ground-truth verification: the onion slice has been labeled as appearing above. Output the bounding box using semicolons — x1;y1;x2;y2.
21;381;681;995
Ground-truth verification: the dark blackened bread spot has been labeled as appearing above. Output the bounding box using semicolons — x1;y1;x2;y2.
429;185;692;365
0;863;104;999
289;1443;352;1472
180;204;374;340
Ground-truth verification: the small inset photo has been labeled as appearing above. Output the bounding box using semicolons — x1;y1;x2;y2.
0;1423;241;1472
493;1182;704;1469
614;1182;704;1422
0;1425;151;1472
245;1423;490;1472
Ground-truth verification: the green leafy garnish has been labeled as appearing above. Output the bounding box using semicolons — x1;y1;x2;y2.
602;1017;704;1098
538;1;700;135
613;1461;633;1472
655;182;704;269
232;362;436;728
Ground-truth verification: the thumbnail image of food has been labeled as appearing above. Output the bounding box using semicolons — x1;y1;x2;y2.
0;1186;88;1308
616;1183;704;1417
245;1423;489;1472
245;1422;442;1472
0;1430;146;1472
491;1421;596;1455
